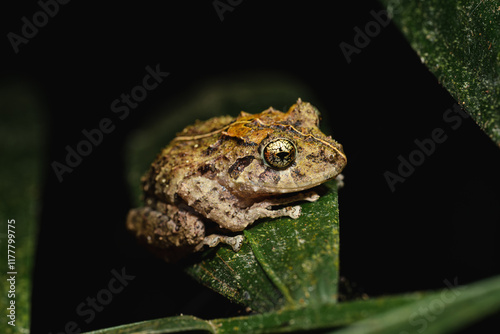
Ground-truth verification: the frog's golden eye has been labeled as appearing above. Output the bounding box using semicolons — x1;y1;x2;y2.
262;138;296;169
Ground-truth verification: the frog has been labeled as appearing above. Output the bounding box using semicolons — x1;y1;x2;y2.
126;98;347;262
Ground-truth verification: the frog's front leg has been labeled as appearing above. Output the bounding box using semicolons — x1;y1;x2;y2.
178;176;319;232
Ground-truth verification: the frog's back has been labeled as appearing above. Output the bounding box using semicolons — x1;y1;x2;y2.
141;115;236;205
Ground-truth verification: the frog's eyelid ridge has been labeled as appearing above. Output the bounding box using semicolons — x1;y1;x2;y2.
172;120;252;141
173;117;345;164
254;118;345;160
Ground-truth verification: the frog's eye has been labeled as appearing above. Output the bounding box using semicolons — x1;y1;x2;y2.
261;138;296;169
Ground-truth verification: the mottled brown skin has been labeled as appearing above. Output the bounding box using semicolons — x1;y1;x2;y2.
127;99;346;262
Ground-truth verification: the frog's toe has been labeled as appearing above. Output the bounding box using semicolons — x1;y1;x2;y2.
225;234;244;252
265;204;302;220
284;205;302;219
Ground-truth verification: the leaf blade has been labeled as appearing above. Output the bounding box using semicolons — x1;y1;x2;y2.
185;180;340;312
0;82;45;334
244;181;340;309
88;275;500;333
87;315;215;334
382;0;500;146
332;275;500;334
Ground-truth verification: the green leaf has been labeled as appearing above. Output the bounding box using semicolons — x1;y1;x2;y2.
332;274;500;334
87;315;216;334
0;81;45;334
87;293;425;334
381;0;500;146
86;274;500;334
185;180;340;312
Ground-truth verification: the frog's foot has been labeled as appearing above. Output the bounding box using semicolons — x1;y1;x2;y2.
195;234;245;252
267;204;302;219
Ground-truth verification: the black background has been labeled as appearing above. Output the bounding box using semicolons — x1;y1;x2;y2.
2;1;500;333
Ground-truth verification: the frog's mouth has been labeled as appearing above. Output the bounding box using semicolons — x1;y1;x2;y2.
258;178;335;194
256;166;342;195
232;174;338;197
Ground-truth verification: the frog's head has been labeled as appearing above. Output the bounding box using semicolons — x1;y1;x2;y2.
224;99;347;196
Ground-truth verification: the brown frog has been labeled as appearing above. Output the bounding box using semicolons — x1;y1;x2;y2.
127;99;346;261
